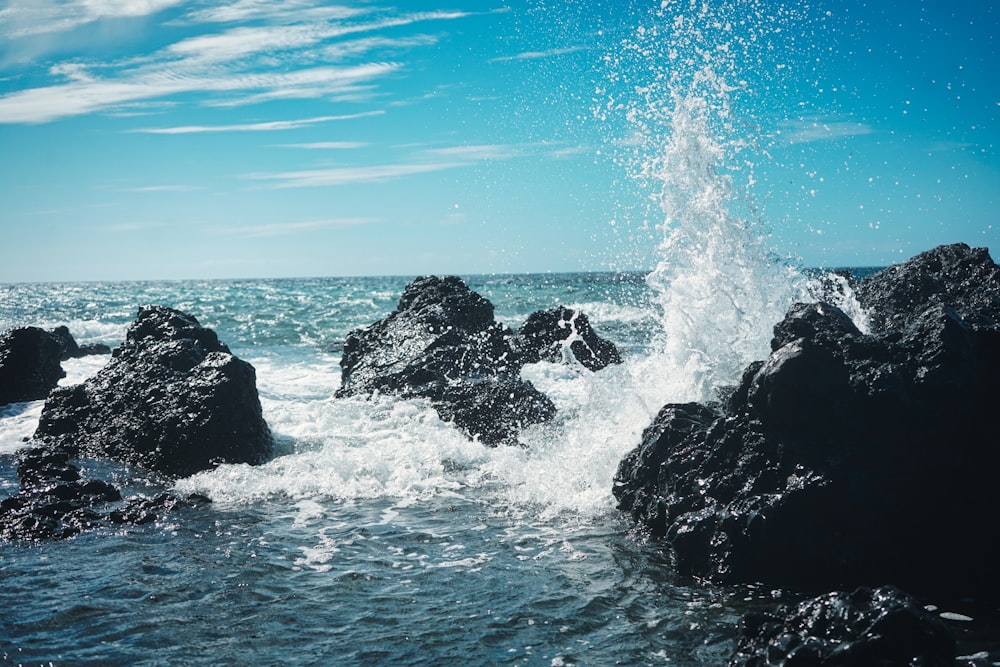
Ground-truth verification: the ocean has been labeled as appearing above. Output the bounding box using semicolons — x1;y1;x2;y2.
0;270;833;666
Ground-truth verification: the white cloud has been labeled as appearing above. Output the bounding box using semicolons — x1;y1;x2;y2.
220;217;379;237
424;144;526;160
323;34;439;61
0;3;474;124
0;65;397;124
489;46;587;63
121;184;204;192
274;141;368;149
776;118;875;145
247;162;467;188
132;110;383;134
0;0;185;38
185;1;364;25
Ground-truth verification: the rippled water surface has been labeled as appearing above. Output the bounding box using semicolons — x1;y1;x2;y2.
2;273;779;666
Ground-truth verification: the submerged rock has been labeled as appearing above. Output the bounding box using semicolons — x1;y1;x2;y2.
614;243;1000;597
33;306;272;478
0;326;66;406
337;275;555;445
0;444;209;541
730;586;956;667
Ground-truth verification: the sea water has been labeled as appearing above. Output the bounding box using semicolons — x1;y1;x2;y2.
0;274;790;666
0;2;873;664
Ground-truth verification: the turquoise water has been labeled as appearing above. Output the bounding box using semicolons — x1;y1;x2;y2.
3;273;789;666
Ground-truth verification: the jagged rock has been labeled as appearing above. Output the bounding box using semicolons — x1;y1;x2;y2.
0;444;211;541
33;306;272;478
856;242;1000;333
50;325;111;360
0;327;66;405
337;276;555;445
614;244;1000;597
338;275;517;397
730;586;956;666
107;492;211;526
513;306;622;371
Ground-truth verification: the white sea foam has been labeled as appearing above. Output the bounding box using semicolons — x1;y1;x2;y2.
0;357;107;455
606;2;810;402
175;3;815;521
0;401;42;455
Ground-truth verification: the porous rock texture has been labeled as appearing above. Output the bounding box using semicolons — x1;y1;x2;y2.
614;243;1000;599
32;306;272;478
337;276;621;445
0;327;66;405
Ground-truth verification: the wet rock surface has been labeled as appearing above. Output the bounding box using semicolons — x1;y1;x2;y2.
49;325;112;360
513;306;622;371
0;444;209;541
33;306;272;478
0;327;66;406
730;586;961;667
614;243;1000;598
337;275;620;445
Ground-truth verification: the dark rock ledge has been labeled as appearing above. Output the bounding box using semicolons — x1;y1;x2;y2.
336;275;621;446
34;305;272;478
1;444;209;541
612;243;1000;664
0;325;113;407
2;305;271;542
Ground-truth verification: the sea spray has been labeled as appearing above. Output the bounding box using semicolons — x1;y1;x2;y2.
185;3;819;519
602;2;813;402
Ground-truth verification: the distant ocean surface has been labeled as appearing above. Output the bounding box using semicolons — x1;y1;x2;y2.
1;271;868;666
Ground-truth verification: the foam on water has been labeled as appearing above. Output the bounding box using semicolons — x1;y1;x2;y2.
608;2;812;402
0;356;109;455
177;3;823;520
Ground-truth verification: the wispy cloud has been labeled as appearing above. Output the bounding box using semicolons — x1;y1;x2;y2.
132;110;383;134
424;144;526;160
0;0;186;39
274;141;368;149
247;140;579;188
120;184;204;192
219;217;379;237
0;64;398;124
0;4;475;124
776;118;875;145
184;1;365;26
489;46;588;63
247;162;467;188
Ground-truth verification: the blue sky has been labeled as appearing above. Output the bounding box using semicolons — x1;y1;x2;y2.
0;0;997;282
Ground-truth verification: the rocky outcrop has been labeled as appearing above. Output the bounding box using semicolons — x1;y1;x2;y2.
50;325;112;360
337;276;622;445
513;306;622;371
337;276;554;445
0;444;209;541
0;327;65;405
614;244;1000;598
730;586;959;667
33;306;272;478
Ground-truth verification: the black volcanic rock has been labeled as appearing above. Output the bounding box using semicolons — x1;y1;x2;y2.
513;306;622;371
50;325;111;360
730;586;956;667
337;275;556;445
855;242;1000;333
614;244;1000;597
1;444;210;541
32;306;272;478
0;327;65;405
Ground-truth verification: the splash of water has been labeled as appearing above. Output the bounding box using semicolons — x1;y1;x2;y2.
604;2;810;401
